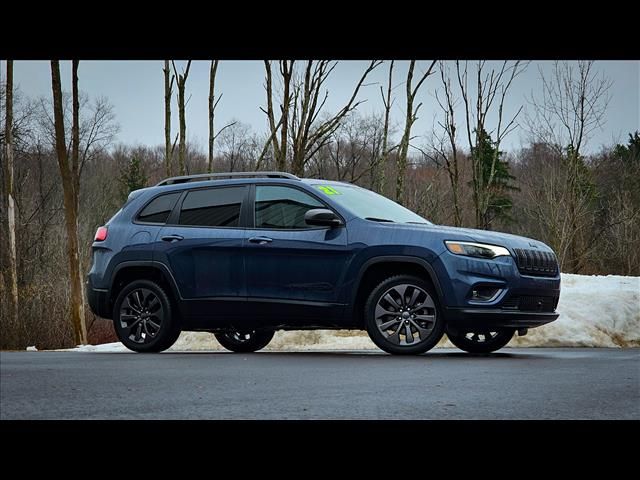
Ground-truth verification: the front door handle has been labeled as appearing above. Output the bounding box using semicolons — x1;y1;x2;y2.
161;234;184;242
248;236;273;245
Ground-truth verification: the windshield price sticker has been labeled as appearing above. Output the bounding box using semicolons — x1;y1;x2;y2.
316;185;342;195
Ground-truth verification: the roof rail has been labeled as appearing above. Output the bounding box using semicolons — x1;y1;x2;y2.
155;171;300;186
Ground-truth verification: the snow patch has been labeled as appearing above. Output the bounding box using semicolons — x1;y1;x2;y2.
511;273;640;347
64;273;639;352
64;342;130;353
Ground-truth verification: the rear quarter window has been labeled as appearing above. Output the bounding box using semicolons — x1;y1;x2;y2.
136;192;181;224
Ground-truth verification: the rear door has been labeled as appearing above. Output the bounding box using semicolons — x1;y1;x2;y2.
154;185;249;319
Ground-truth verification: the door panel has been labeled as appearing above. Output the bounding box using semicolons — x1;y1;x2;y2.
245;227;350;303
244;185;355;324
153;186;248;301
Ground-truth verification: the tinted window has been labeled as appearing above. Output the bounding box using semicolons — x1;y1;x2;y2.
137;192;181;224
178;187;245;227
255;186;324;229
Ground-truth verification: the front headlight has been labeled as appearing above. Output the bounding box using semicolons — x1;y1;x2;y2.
445;241;511;259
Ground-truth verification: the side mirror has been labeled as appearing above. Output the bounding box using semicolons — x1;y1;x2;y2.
304;208;343;227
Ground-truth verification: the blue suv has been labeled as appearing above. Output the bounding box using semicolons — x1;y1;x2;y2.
87;172;560;355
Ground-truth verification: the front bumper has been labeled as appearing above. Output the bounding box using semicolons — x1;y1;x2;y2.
432;248;561;330
443;307;559;329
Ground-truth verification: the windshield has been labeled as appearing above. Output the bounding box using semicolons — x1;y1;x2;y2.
312;184;431;224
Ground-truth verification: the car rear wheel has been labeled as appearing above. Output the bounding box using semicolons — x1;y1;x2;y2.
214;330;275;353
113;280;181;353
446;327;514;353
364;275;445;355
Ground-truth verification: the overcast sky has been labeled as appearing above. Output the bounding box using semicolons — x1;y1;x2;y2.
2;60;638;154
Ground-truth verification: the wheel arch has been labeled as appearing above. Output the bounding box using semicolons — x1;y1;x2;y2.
349;256;444;328
109;261;182;316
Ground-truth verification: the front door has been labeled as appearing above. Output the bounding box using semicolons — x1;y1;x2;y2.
244;184;353;325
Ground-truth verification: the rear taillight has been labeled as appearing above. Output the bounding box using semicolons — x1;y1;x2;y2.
94;226;108;242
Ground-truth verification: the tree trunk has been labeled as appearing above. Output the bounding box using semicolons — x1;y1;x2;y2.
51;60;87;346
396;61;416;204
72;61;80;213
278;61;293;172
2;59;19;345
395;60;436;204
163;60;173;177
291;146;305;176
208;60;219;173
374;60;394;193
173;61;191;176
177;83;186;175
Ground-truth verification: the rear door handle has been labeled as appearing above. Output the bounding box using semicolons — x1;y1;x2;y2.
248;236;273;245
161;234;184;242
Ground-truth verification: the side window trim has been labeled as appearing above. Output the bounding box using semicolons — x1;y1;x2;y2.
166;184;249;229
165;190;188;225
251;183;344;231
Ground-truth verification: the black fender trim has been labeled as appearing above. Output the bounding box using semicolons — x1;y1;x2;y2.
110;260;183;302
352;255;444;306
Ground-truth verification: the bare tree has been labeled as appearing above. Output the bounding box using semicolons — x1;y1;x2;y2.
172;60;191;175
261;60;382;176
208;60;218;173
395;60;437;204
322;113;382;183
207;60;236;173
261;60;294;170
371;60;395;193
526;61;612;272
1;60;18;339
456;60;527;228
50;60;87;345
216;121;258;172
163;61;175;177
36;94;119;177
526;61;612;156
430;61;462;226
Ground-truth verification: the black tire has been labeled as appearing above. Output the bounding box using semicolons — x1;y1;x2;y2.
113;279;181;353
214;330;275;353
364;274;445;355
446;327;514;354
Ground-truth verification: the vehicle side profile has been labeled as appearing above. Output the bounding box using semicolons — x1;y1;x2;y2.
87;172;561;355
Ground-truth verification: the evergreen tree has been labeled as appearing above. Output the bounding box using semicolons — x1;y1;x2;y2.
613;131;640;196
119;156;147;201
470;128;518;227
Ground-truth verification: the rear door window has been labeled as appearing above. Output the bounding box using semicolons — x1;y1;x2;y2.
178;186;246;227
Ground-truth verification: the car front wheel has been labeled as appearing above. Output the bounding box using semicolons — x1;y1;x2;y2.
364;275;445;355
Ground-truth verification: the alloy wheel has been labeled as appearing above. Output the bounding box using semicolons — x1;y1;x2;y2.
375;284;436;346
463;331;499;343
119;288;164;344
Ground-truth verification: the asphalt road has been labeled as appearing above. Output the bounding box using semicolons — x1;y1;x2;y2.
1;348;638;419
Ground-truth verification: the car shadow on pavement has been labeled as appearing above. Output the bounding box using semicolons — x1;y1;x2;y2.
141;349;554;360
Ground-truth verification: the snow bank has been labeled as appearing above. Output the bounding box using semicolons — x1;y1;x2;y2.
63;273;639;352
510;273;640;347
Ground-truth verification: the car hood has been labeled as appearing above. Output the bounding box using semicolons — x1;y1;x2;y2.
397;223;554;253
